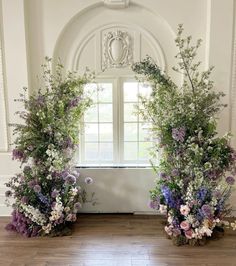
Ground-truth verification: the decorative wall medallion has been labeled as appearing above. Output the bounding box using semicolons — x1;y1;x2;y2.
102;30;133;70
103;0;129;9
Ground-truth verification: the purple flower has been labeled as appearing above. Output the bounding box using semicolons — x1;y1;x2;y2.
28;180;37;188
148;199;159;209
196;187;208;202
23;166;31;173
213;190;221;199
68;97;81;108
65;213;77;222
159;172;171;181
27;145;34;151
12;149;24;160
161;186;180;209
63;137;74;149
33;185;41;193
21;196;29;204
74;202;82;211
37;192;50;206
36;95;45;107
201;204;212;218
5;210;39;237
5;190;12;197
85;177;93;184
226;176;235;185
65;174;76;185
172;127;186;142
51;189;59;198
171;169;179;176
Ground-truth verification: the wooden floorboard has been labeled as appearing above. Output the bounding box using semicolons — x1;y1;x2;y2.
0;214;236;266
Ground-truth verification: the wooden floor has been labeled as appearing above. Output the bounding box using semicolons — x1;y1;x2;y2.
0;214;236;266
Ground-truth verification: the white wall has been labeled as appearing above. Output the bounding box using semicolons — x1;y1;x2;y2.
0;0;236;216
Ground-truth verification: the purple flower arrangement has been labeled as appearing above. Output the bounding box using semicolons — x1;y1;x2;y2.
5;58;95;237
133;25;236;245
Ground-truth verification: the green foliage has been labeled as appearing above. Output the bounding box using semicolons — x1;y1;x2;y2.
132;25;236;244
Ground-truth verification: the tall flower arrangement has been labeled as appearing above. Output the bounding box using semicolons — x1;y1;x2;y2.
5;58;94;237
132;25;236;246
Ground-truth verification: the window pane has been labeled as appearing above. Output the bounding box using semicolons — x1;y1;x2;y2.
99;123;113;142
124;103;138;122
84;104;98;122
124;123;138;141
139;123;151;141
124;142;138;160
98;83;112;102
84;83;98;102
99;104;113;122
139;142;152;160
84;123;98;142
139;83;152;98
85;143;99;161
123;82;138;102
100;142;113;160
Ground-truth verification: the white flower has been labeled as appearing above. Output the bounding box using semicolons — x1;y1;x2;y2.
231;222;236;230
42;223;52;234
49;196;64;222
20;203;47;226
167;215;173;224
64;207;70;213
159;204;167;214
199;226;212;237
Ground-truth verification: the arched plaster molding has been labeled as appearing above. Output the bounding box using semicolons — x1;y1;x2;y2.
52;1;178;80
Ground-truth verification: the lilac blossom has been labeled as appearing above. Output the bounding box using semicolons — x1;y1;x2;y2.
21;196;29;204
23;166;31;173
5;190;12;197
5;210;40;237
159;172;171;181
51;189;59;198
85;177;93;184
65;174;76;185
74;202;82;211
201;204;212;218
12;149;24;160
148;199;159;209
33;185;41;193
171;169;180;177
36;95;45;107
28;180;37;188
226;176;235;185
68;97;81;108
63;137;74;149
172;127;186;142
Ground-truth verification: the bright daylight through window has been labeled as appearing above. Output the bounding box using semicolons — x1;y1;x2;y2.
78;79;152;167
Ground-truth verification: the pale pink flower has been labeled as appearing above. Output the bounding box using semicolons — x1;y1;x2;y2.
180;205;190;216
164;225;173;236
185;229;193;239
180;221;190;231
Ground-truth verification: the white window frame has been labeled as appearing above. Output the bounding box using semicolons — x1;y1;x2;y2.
78;77;151;167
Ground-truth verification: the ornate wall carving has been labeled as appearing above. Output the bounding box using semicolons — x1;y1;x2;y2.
102;30;133;71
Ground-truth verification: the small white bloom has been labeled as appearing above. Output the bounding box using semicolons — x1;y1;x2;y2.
159;204;167;214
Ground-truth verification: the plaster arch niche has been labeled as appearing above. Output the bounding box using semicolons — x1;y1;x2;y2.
53;1;180;83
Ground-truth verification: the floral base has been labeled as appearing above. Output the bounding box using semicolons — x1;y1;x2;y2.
47;225;73;237
166;226;224;246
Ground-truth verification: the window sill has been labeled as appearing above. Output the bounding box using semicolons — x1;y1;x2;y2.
75;164;152;169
